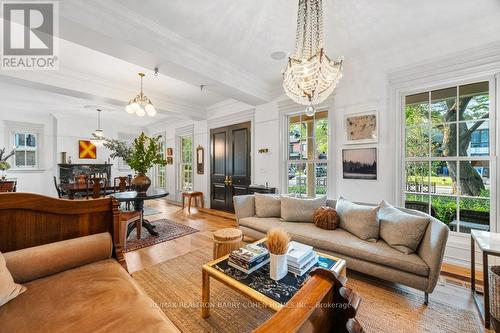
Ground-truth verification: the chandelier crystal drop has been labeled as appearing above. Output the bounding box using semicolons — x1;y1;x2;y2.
125;73;157;117
90;109;105;147
282;0;343;110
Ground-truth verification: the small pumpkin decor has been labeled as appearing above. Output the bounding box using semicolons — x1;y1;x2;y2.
313;206;340;230
267;228;291;281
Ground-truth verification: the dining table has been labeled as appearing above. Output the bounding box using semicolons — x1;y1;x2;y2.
62;182;116;199
110;188;169;237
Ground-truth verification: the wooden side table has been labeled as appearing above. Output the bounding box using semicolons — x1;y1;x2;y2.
182;191;204;214
213;228;243;259
471;230;500;329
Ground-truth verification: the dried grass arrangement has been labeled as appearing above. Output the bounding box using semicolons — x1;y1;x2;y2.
266;228;291;255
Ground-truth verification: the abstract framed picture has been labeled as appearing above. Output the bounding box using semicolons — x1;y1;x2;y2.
79;140;97;159
344;110;378;144
342;148;377;180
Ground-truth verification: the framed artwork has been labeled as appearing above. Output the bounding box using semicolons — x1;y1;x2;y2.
166;147;173;156
79;140;96;159
166;157;173;165
342;148;377;180
344;111;378;144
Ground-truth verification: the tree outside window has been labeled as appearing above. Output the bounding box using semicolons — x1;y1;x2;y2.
404;81;491;234
180;135;193;191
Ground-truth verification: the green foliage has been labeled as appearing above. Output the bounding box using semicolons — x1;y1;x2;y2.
0;161;10;171
103;132;166;174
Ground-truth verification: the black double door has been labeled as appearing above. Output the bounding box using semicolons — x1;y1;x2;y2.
210;122;251;212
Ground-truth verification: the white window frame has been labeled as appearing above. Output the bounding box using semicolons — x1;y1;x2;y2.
402;78;496;235
178;135;193;192
389;45;500;267
278;97;334;198
4;121;44;171
175;125;194;200
151;132;166;189
285;110;329;197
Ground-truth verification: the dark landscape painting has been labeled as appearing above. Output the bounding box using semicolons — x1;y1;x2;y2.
342;148;377;180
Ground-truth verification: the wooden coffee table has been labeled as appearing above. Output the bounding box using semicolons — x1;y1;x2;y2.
201;238;346;318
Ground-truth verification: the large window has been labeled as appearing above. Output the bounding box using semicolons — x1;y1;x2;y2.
404;81;493;234
13;132;38;168
287;110;328;197
179;135;193;191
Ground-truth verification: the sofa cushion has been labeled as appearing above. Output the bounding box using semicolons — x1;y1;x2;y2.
0;252;25;307
379;201;430;254
255;193;281;218
239;217;429;277
336;197;379;242
0;259;179;333
281;196;327;222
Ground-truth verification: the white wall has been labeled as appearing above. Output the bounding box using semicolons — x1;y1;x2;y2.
1;110;144;196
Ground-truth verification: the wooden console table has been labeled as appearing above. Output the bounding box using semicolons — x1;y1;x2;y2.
471;230;500;329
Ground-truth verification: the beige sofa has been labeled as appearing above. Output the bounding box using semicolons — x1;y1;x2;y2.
233;195;449;303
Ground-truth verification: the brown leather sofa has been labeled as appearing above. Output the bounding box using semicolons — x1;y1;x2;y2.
0;193;179;333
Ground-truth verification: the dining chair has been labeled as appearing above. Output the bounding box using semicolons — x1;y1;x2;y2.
75;174;87;185
0;181;16;193
53;176;67;198
86;177;106;199
114;176;131;193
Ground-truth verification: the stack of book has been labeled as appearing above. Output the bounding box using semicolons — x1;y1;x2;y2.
287;241;318;276
228;244;270;274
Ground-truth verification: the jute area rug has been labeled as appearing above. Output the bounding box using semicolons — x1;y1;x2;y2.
124;219;198;252
132;249;482;333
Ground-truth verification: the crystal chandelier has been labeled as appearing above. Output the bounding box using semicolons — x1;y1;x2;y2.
125;73;157;117
90;109;105;147
282;0;343;115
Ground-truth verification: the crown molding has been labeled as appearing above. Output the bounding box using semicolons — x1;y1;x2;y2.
60;0;273;105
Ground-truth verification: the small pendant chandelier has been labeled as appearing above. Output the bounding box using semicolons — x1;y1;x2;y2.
90;109;105;147
282;0;343;116
125;73;157;117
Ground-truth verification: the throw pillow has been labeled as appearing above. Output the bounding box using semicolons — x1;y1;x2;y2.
313;206;340;230
254;193;281;218
378;200;430;254
0;252;26;307
335;197;379;242
281;196;327;222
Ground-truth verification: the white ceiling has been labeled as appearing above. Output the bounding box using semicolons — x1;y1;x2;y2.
2;0;500;125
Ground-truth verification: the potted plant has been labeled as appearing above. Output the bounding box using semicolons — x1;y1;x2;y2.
102;132;166;193
266;228;291;281
0;147;15;180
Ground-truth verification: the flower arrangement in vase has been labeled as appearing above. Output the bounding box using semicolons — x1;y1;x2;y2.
101;132;166;193
0;147;15;180
266;228;291;281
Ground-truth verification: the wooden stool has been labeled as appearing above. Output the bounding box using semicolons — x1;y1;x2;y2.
182;191;204;214
213;228;243;259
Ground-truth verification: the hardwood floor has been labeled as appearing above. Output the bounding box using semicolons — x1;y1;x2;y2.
127;199;492;332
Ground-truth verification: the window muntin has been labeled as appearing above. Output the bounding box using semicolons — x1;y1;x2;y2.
287;110;328;197
404;81;492;234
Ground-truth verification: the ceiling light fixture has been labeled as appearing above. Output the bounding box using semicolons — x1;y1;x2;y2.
125;73;157;117
282;0;343;115
90;109;105;147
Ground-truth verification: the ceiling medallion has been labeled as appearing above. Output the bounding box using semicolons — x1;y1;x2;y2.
125;73;157;117
90;109;105;147
282;0;343;116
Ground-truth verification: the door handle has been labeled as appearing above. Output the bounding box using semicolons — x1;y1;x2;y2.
228;176;232;186
224;176;229;186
